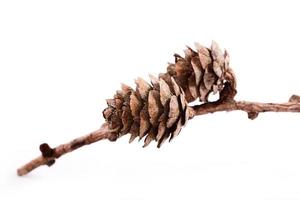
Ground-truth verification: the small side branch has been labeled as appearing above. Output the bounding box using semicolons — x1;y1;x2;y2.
17;123;114;176
190;95;300;119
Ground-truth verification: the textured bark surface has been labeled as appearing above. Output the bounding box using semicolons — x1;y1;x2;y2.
17;41;300;176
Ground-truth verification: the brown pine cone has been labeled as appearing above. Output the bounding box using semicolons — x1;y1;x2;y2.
167;41;236;102
103;74;189;148
103;41;236;147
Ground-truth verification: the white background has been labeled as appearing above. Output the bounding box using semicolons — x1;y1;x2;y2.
0;0;300;199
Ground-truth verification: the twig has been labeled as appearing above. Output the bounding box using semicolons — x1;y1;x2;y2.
17;123;114;176
17;93;300;176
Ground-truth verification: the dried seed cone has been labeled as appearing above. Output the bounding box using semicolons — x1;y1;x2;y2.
103;74;189;148
167;41;236;102
103;41;236;147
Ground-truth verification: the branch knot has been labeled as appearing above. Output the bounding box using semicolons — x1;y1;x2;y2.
39;143;55;158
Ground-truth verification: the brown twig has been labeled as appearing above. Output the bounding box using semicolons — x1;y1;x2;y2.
17;123;114;176
17;93;300;176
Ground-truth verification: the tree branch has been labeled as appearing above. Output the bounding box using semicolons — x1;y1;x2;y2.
17;123;115;176
17;94;300;176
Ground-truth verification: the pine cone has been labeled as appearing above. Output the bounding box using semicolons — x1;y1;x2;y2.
167;41;236;102
103;41;236;147
103;75;189;147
